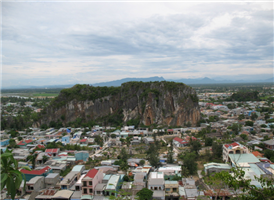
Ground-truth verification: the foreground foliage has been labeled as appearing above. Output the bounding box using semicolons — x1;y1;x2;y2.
1;149;31;200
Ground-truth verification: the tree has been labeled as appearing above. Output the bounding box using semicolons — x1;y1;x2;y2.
110;134;116;138
251;112;258;121
238;114;245;120
1;149;31;200
9;139;17;148
180;152;197;175
240;134;248;140
94;135;103;147
27;154;37;170
181;166;189;177
208;166;274;199
146;143;160;168
139;160;145;166
205;137;213;146
136;188;153;200
212;142;222;159
190;140;202;155
245;121;254;126
167;142;174;164
231;123;242;135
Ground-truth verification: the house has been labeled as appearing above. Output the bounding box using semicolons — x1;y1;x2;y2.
12;149;30;161
52;190;74;200
26;176;45;193
0;139;10;147
18;139;33;147
75;151;89;162
147;172;165;191
252;151;264;158
45;173;60;188
263;139;274;150
204;163;231;175
45;148;60;156
21;166;52;181
173;137;187;148
79;138;88;145
222;142;249;162
143;137;154;144
34;189;58;200
152;191;165;200
82;169;104;196
94;183;107;196
72;165;85;174
71;191;82;200
105;174;124;197
62;136;71;144
60;171;79;190
165;180;179;197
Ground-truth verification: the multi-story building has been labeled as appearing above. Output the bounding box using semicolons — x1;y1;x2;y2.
223;142;249;162
82;169;104;196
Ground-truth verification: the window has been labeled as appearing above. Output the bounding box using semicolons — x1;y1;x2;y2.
89;181;92;185
89;189;93;193
173;188;177;192
83;181;87;186
166;188;170;191
83;189;87;194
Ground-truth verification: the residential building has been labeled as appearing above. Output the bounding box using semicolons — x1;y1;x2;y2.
223;142;249;162
60;171;79;190
263;139;274;150
147;172;165;191
204;163;231;175
173;137;187;147
75;151;89;162
26;176;45;193
0;139;10;147
35;189;58;200
21;166;52;181
105;174;124;197
82;169;104;196
165;181;179;198
45;173;60;188
45;148;60;156
52;190;74;200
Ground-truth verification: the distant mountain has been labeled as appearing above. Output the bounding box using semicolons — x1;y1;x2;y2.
170;77;273;84
2;84;74;90
91;76;165;87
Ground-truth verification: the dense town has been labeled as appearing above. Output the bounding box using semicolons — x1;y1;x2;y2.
1;84;274;200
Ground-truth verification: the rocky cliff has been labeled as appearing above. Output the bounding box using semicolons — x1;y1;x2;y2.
38;81;200;127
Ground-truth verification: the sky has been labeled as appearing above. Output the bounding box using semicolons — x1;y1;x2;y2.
1;0;273;88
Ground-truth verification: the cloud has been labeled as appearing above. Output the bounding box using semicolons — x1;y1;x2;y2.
2;1;273;87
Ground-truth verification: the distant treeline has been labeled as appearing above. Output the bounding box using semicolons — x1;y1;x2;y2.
226;91;260;101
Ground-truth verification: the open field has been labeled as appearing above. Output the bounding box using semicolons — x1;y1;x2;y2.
32;93;59;97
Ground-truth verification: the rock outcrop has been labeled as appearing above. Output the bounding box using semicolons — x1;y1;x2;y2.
38;81;200;127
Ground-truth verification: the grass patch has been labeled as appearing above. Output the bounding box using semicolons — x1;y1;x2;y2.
32;93;59;97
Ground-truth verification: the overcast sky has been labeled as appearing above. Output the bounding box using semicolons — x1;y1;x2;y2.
2;1;273;87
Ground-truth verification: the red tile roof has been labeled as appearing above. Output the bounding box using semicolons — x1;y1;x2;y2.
17;141;26;146
45;148;59;153
80;139;87;142
173;137;184;143
252;151;263;158
25;139;33;144
20;166;51;175
35;144;45;149
84;169;98;179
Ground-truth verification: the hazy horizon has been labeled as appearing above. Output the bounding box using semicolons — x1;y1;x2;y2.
2;1;273;88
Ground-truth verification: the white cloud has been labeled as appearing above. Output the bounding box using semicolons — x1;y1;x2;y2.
2;1;273;87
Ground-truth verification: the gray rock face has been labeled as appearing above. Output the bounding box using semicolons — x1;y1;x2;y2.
38;82;200;127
